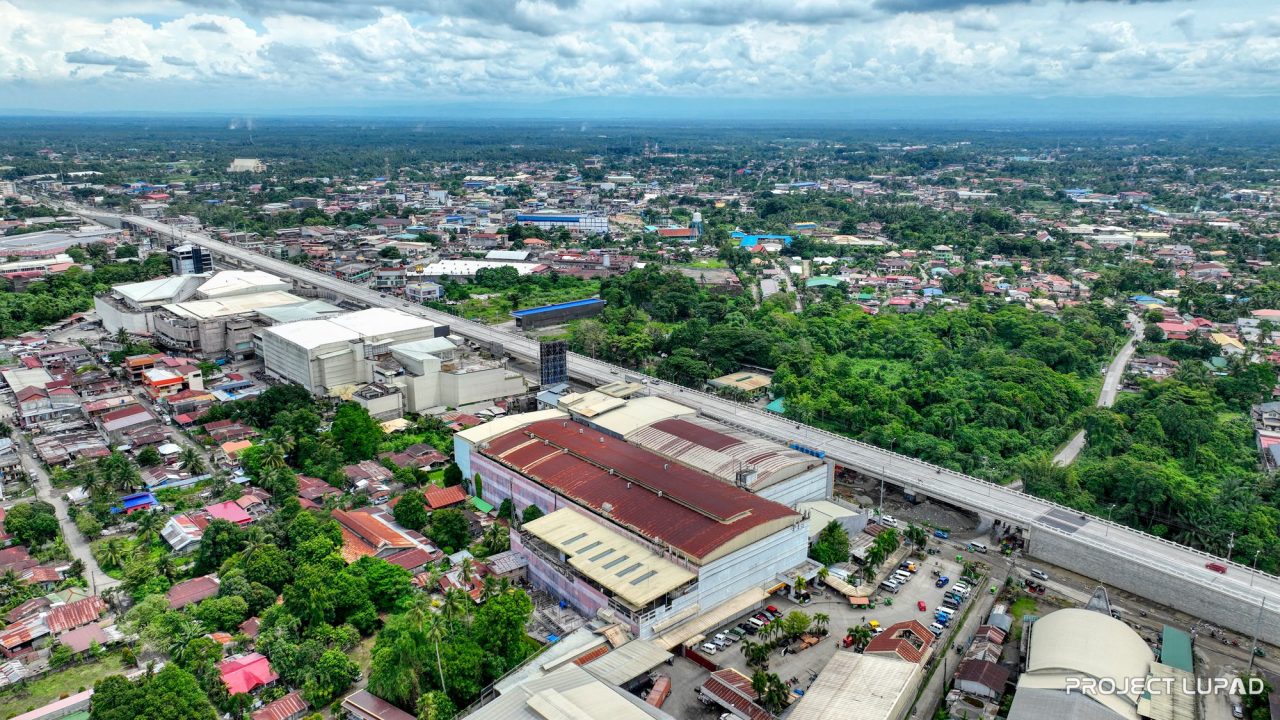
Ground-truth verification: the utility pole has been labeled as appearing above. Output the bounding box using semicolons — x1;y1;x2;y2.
1248;597;1266;674
1251;549;1262;587
1227;532;1236;563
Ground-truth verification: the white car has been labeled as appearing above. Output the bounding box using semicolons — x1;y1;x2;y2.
879;515;898;528
714;633;735;646
700;643;719;655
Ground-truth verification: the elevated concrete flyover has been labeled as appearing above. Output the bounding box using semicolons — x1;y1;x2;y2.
64;206;1280;645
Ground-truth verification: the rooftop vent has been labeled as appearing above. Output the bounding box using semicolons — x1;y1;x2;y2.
602;502;613;513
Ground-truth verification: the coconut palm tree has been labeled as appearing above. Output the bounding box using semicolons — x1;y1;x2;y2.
850;624;873;650
134;511;164;546
98;538;128;570
179;447;205;475
811;613;829;636
260;442;287;473
815;566;829;588
0;569;22;605
906;523;928;550
407;595;448;696
166;619;207;666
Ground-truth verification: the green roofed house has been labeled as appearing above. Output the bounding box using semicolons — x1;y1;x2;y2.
805;276;843;288
1160;626;1193;673
472;497;495;515
765;397;786;414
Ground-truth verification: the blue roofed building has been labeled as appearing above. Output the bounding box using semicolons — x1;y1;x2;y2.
511;298;606;330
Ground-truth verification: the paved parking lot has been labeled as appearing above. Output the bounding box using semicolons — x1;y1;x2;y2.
663;553;974;715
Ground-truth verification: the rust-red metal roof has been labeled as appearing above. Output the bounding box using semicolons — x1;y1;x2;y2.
483;419;798;561
45;596;107;634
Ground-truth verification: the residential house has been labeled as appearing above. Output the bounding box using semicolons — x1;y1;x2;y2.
219;652;279;695
864;620;936;664
167;575;220;609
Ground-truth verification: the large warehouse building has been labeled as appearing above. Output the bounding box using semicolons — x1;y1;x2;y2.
457;413;808;645
528;385;830;507
99;270;312;357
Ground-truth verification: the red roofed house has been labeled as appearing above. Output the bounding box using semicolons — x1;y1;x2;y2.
45;596;108;634
219;652;279;695
423;485;467;510
252;690;308;720
167;574;221;609
204;501;253;526
865;620;936;664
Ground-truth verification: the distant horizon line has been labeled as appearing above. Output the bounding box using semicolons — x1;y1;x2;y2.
2;93;1280;123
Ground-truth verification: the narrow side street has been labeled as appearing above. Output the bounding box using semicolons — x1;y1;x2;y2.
1051;313;1144;467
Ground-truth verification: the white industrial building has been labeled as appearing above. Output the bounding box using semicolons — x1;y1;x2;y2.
96;270;296;338
259;308;528;413
455;412;808;646
152;291;311;358
407;259;546;284
94;274;207;335
787;651;921;720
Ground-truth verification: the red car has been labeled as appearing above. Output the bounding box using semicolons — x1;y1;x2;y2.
918;600;927;611
1206;562;1228;574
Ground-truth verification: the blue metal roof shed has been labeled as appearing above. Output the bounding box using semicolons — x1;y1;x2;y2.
510;298;606;318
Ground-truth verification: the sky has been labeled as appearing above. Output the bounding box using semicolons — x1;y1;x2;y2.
1;0;1279;116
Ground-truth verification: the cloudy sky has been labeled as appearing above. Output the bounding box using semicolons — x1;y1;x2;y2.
1;0;1278;114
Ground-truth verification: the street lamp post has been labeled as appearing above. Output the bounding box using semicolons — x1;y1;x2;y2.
1251;549;1262;588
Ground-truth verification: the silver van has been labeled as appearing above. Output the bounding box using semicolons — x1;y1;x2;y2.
1030;568;1049;581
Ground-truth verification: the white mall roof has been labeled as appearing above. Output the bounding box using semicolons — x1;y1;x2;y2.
455;409;569;445
196;270;290;299
264;308;438;350
114;274;206;304
588;396;697;438
163;291;306;320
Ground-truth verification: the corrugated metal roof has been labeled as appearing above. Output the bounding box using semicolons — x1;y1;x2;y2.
523;509;695;608
484;419;800;563
788;652;920;720
627;417;820;490
582;639;672;685
46;596;106;634
700;669;772;720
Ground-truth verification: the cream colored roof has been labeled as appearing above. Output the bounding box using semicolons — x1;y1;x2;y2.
1137;664;1196;720
651;586;767;650
455;409;569;445
163;291;306;320
523;509;695;609
470;663;673;720
589;397;697;438
556;390;627;418
114;274;205;304
196;270;290;299
708;372;772;392
798;500;860;538
788;652;920;720
1021;609;1154;720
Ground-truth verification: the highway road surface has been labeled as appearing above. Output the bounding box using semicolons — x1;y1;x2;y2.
1053;313;1145;466
68;206;1280;637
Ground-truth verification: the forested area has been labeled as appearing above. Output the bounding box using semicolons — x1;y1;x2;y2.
569;267;1125;477
1022;360;1280;571
0;243;170;338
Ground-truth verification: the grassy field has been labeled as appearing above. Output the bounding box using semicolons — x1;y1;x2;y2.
679;258;728;269
1008;596;1038;642
459;281;601;324
0;654;125;719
